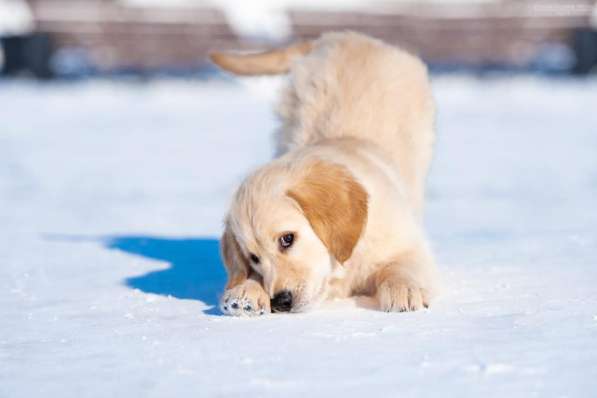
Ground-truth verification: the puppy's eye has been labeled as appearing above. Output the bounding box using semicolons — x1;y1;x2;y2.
279;233;295;250
249;253;260;264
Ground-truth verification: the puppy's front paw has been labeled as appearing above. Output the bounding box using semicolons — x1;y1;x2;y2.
376;277;429;312
220;279;271;317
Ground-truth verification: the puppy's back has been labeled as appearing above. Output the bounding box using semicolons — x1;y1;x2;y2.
278;32;435;214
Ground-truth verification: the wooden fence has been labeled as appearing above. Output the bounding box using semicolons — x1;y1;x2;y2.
23;0;597;72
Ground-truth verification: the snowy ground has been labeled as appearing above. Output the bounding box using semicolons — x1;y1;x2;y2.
1;75;597;397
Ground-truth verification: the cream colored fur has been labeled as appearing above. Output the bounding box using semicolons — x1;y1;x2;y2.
215;31;439;316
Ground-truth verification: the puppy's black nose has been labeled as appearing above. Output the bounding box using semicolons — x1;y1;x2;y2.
271;290;293;312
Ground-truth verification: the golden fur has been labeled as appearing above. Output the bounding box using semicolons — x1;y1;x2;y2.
210;41;312;76
213;31;440;316
287;160;368;264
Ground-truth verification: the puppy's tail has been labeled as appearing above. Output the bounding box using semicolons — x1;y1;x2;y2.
210;41;313;76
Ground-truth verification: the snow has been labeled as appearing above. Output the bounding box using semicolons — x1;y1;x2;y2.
2;75;597;397
0;0;33;36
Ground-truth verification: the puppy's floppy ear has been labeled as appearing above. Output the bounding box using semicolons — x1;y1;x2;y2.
287;161;368;263
220;222;250;289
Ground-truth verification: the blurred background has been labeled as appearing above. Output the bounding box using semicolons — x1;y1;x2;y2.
2;0;597;79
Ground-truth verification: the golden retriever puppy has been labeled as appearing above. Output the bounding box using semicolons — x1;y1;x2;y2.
211;31;439;316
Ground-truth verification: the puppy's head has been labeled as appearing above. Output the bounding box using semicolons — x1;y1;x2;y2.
221;160;368;312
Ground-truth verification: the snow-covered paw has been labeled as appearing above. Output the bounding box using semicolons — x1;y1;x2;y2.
376;277;429;312
220;280;271;317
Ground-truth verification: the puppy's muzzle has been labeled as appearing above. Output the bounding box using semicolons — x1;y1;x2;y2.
271;290;293;312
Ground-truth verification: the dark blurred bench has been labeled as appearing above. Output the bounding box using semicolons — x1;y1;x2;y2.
1;33;53;78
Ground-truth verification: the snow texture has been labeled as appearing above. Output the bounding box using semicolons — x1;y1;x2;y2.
1;76;597;397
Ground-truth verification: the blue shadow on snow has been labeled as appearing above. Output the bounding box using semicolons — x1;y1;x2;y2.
104;236;226;314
